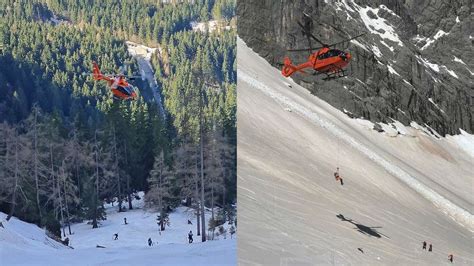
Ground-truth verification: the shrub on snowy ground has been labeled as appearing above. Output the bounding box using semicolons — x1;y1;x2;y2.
156;212;170;231
208;218;217;239
221;205;236;225
229;225;236;239
218;225;227;239
44;213;61;238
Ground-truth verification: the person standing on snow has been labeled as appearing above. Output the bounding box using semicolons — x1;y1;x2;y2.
448;254;453;263
428;244;432;252
148;238;153;246
422;241;427;250
188;230;193;243
114;233;118;240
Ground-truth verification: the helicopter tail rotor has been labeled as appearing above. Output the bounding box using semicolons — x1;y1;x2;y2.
92;61;103;80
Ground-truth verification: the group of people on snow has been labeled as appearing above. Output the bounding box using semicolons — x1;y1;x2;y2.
422;241;454;263
110;217;195;247
422;241;432;252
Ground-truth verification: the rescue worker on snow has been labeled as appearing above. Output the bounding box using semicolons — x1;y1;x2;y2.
334;167;344;186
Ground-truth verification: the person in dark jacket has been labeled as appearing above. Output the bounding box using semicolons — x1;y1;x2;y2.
448;254;453;263
148;238;153;246
422;241;427;250
428;244;432;252
188;230;193;243
114;233;118;240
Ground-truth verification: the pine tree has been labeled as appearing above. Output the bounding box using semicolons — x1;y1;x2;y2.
147;150;173;231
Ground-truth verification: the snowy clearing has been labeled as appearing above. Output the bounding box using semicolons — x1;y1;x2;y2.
0;194;236;265
191;20;232;33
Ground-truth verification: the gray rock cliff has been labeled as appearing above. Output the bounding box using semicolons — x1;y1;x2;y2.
238;0;473;135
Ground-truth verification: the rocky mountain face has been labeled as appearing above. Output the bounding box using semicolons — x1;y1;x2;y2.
237;0;473;136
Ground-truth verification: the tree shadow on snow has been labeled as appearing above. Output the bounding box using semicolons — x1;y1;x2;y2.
336;214;390;239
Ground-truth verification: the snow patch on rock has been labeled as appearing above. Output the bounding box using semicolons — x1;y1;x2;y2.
372;45;382;57
428;98;445;113
387;64;400;76
421;30;449;50
357;5;404;47
446;129;474;158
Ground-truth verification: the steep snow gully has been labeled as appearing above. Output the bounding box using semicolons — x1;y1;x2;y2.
237;37;473;265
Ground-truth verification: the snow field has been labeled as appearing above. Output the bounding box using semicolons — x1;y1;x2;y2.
237;37;473;265
0;193;236;265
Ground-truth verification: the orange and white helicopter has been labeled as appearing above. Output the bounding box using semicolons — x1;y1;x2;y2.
89;62;140;100
281;14;365;80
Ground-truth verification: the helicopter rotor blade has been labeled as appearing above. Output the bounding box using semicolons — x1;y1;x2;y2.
303;12;350;37
296;20;327;48
296;21;313;52
125;75;142;80
328;33;366;48
287;46;324;52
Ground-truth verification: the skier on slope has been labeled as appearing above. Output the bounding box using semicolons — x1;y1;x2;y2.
148;238;153;246
334;167;344;186
188;230;193;243
448;254;454;263
428;244;432;252
422;241;427;250
114;233;118;240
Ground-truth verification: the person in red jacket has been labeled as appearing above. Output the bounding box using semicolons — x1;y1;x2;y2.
334;167;344;186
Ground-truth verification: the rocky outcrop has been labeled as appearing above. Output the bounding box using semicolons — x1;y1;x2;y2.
237;0;473;135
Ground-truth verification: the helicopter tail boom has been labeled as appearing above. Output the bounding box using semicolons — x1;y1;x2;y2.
281;57;313;77
92;61;107;81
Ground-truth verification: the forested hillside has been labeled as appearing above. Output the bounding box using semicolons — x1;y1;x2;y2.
0;0;236;242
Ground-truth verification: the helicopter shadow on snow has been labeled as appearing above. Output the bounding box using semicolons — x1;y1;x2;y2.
336;214;390;239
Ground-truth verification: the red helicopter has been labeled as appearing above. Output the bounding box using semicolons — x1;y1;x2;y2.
90;62;140;100
281;14;365;80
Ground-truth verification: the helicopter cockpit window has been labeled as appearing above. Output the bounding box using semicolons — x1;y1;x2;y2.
317;52;329;60
117;86;132;96
318;49;343;60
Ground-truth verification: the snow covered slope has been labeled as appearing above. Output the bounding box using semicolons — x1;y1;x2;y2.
1;194;235;265
237;38;473;265
0;213;66;252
